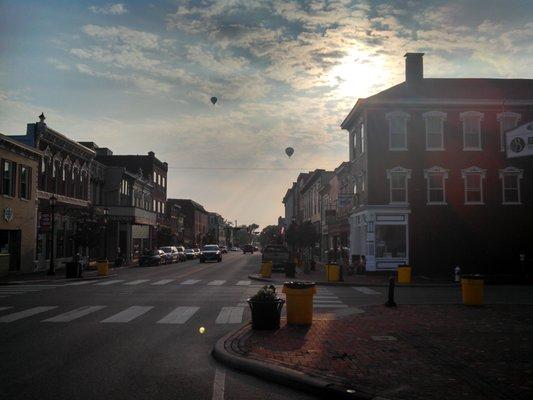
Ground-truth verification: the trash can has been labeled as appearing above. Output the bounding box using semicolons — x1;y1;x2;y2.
97;260;109;276
282;281;316;325
260;261;273;278
461;274;484;306
285;262;296;278
325;263;340;282
65;261;79;278
397;264;412;284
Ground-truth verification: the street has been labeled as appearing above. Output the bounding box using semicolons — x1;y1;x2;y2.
2;253;533;400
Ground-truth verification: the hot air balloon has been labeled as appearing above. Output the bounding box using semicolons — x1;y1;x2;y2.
210;96;217;105
285;147;294;158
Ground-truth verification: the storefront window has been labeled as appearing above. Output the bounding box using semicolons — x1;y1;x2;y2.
375;225;406;258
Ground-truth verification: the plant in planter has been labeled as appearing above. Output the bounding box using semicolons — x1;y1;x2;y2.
247;285;285;330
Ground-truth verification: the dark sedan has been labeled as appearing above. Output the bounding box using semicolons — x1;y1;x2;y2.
139;249;165;266
199;245;222;263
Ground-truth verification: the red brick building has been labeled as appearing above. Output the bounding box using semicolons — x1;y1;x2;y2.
341;53;533;277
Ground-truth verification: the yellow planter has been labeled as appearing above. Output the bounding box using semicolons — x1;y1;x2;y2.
461;276;484;306
325;264;340;282
282;285;316;325
97;260;109;276
397;265;411;284
260;261;273;278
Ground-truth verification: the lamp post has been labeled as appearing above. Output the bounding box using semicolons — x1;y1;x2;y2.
103;208;109;261
47;195;57;276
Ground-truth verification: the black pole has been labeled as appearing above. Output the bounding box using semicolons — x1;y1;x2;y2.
385;277;396;307
47;201;56;276
104;222;108;261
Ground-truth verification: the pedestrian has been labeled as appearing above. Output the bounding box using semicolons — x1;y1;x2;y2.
338;247;348;282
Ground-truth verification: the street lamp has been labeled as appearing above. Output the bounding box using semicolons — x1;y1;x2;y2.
47;195;57;276
103;208;109;261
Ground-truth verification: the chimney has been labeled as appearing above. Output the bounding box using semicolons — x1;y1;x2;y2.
404;53;424;84
148;151;155;158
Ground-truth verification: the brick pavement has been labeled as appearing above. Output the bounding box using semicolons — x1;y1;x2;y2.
230;304;533;400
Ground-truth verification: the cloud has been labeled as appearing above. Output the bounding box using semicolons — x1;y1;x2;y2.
47;58;71;71
89;3;128;15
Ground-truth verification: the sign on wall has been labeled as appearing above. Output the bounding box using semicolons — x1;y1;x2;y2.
506;122;533;158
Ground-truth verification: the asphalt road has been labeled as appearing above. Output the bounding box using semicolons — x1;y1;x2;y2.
1;252;532;400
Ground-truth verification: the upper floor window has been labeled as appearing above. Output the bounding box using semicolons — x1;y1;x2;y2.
499;167;523;204
460;111;484;151
423;111;446;151
360;123;365;154
386;167;411;204
386;111;410;151
162;176;166;188
19;165;31;200
2;160;16;197
424;166;449;204
497;112;521;152
461;166;486;204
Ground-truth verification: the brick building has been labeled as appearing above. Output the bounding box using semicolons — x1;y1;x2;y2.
341;53;533;277
168;199;209;247
0;134;41;275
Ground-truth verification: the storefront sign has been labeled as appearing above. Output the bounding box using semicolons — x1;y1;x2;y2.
4;207;14;222
39;212;51;229
506;122;533;158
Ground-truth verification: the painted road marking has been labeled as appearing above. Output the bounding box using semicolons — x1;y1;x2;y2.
314;295;339;299
124;279;150;286
151;279;174;285
314;304;348;308
43;306;106;322
63;281;94;286
212;369;225;400
353;287;381;295
180;279;201;285
313;300;343;304
101;306;153;323
0;307;13;312
215;307;244;324
207;280;226;286
236;280;251;286
157;306;199;324
0;306;58;322
95;280;124;286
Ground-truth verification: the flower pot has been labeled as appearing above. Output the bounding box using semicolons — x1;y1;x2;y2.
247;298;285;330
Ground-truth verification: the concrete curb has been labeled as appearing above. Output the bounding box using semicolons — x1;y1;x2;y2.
212;323;385;400
248;274;459;288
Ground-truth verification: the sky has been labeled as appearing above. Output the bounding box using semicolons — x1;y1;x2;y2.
1;0;532;228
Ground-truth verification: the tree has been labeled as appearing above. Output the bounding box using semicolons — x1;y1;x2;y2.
157;226;173;247
259;225;282;247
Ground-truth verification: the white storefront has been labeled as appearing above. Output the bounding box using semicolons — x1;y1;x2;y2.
349;206;410;271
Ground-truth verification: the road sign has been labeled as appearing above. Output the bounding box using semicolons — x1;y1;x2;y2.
506;122;533;158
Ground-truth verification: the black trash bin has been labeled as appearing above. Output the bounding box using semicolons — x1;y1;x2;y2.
285;262;296;278
65;261;80;278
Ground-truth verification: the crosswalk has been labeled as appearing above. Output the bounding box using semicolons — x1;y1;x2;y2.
0;284;60;298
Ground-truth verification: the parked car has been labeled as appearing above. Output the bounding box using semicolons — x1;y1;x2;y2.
176;246;187;261
194;248;202;257
159;246;179;263
139;249;166;266
230;247;241;252
253;246;259;252
199;244;222;263
185;248;197;259
262;244;290;271
243;244;254;254
219;245;228;254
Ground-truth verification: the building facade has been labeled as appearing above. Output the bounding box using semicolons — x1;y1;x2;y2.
341;53;533;276
169;199;209;247
0;134;41;275
208;212;226;245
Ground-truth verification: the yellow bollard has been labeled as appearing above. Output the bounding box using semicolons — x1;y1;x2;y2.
461;275;484;306
397;265;411;284
282;282;316;325
97;260;109;276
325;264;340;282
260;261;273;278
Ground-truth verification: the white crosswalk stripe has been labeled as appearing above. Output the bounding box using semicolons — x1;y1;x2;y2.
236;280;251;286
95;280;124;286
0;307;13;312
215;307;244;324
352;287;381;295
0;306;58;322
157;306;199;324
63;281;94;286
43;306;106;322
314;304;348;308
124;279;150;286
151;279;174;285
207;280;226;286
101;306;153;323
180;279;201;285
314;300;343;304
0;285;57;298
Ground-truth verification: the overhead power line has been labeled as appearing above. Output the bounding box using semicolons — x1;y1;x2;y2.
167;166;315;171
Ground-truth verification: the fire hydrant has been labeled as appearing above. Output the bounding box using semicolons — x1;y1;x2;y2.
454;266;461;283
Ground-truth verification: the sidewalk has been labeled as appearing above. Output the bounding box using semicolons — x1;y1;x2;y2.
249;262;457;287
214;304;533;400
0;265;130;284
